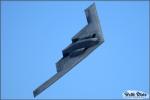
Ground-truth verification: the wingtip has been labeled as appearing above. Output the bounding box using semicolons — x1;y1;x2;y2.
85;2;96;10
33;90;37;98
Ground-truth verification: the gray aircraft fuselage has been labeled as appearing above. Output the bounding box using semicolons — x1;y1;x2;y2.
33;3;104;97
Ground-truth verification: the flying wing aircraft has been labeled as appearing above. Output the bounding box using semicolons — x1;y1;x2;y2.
33;3;104;97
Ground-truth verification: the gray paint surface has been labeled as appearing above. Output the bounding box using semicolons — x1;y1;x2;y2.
33;3;104;97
